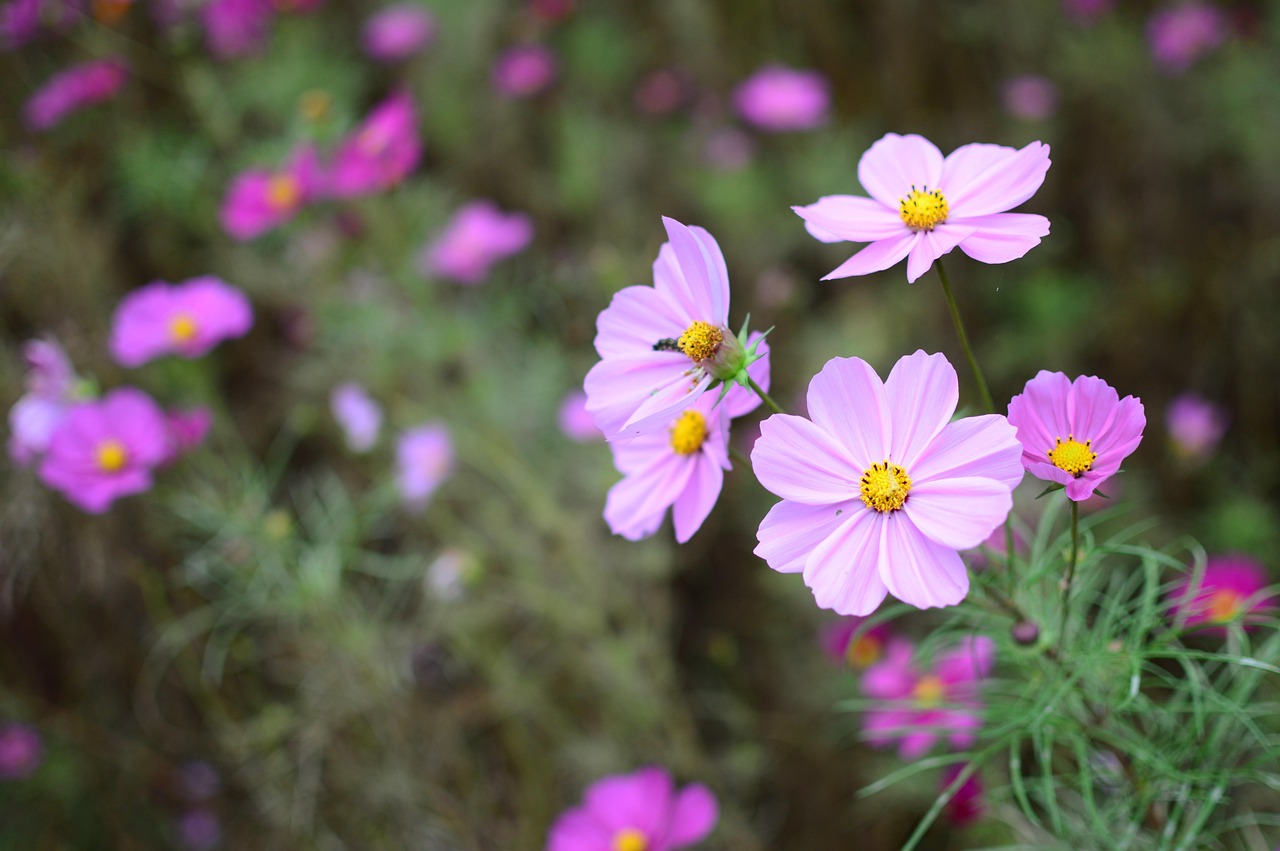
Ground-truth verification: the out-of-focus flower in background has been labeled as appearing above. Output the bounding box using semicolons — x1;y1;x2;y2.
220;145;324;241
176;760;222;802
528;0;574;24
634;68;688;118
0;723;42;780
420;200;533;285
1000;74;1058;121
820;616;891;670
941;763;986;827
7;338;81;466
201;0;273;59
24;57;127;131
425;547;478;601
1169;555;1275;632
175;808;222;851
396;423;453;511
547;766;718;851
492;44;558;98
703;127;755;171
163;407;213;464
558;391;602;442
733;64;830;132
328;90;423;197
1166;392;1228;463
362;3;435;62
0;0;42;50
1148;3;1227;75
110;277;254;367
330;382;382;452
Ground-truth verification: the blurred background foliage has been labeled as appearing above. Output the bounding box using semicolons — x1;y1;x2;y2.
1;0;1278;848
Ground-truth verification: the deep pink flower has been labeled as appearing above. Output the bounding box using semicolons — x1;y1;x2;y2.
558;391;602;442
861;636;994;759
110;276;253;367
1006;371;1145;502
1001;75;1058;121
820;616;890;669
201;0;272;59
492;44;557;98
941;764;985;827
396;423;453;510
37;387;170;513
1148;4;1226;75
1166;392;1227;461
753;351;1023;615
585;217;767;440
794;132;1051;284
421;200;533;285
1;0;42;50
328;91;422;197
547;766;717;851
1170;555;1275;631
7;337;80;465
24;57;127;131
0;723;42;780
163;407;212;463
362;3;434;61
330;382;382;452
733;64;830;132
603;338;768;543
220;145;323;241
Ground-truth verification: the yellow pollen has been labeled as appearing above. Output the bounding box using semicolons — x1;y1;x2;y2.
676;321;723;363
670;410;709;455
913;674;946;708
898;185;950;231
170;314;199;344
1047;435;1097;477
859;461;912;513
1207;590;1243;623
267;174;301;211
612;829;648;851
96;439;128;472
847;634;882;669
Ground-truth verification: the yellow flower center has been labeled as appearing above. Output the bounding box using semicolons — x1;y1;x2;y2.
96;439;128;472
170;314;199;344
677;321;723;363
899;185;949;232
670;410;709;455
267;174;302;211
1207;590;1243;623
859;461;911;513
847;634;883;669
612;829;648;851
913;674;946;708
1047;435;1097;477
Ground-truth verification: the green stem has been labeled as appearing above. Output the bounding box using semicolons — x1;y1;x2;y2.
729;446;752;469
747;376;785;416
935;260;995;414
1058;500;1080;653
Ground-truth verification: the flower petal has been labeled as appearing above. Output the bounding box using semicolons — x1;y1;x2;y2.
755;498;861;574
883;351;957;468
658;216;729;323
858;133;944;208
752;414;863;504
904;224;974;283
878;515;970;609
594;284;690;359
583;354;691;438
903;476;1013;550
956;213;1050;264
910;415;1024;491
621;370;714;437
665;784;719;846
547;808;612;851
805;356;890;468
803;508;890;616
946;140;1051;218
821;233;918;281
936;635;996;687
585;767;673;834
940;143;1017;198
672;455;724;543
603;453;694;541
792;195;905;243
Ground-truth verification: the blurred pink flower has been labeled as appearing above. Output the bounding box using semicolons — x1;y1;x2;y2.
558;391;602;442
1006;371;1145;502
24;57;127;131
1001;75;1058;121
163;407;213;464
1062;0;1112;24
0;723;42;780
794;132;1052;283
861;636;994;759
1;0;41;50
703;127;755;171
110;276;253;367
1166;392;1227;461
362;3;435;61
8;338;81;466
941;764;985;827
547;766;717;851
492;44;557;98
38;387;170;513
330;382;382;452
421;200;533;284
634;68;687;117
733;64;830;132
328;90;422;197
396;423;453;510
1148;3;1227;75
201;0;272;59
821;616;890;669
220;145;323;240
1170;555;1275;631
752;352;1023;615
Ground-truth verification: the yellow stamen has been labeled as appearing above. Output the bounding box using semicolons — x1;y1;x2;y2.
670;410;708;455
859;461;911;513
1207;590;1243;623
1047;435;1097;477
612;829;648;851
267;174;301;211
676;321;723;363
913;674;946;708
170;314;199;344
898;185;949;231
96;439;128;472
847;634;882;668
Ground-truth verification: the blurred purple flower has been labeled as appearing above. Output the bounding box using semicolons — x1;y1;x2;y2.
24;57;127;131
396;423;453;510
1170;554;1275;632
1001;75;1058;121
1148;3;1227;75
163;407;213;464
0;723;42;780
492;44;557;98
8;338;80;466
821;616;891;669
1167;392;1228;462
634;68;687;117
558;391;601;442
425;547;475;601
220;145;323;241
1062;0;1112;24
176;808;222;850
329;90;422;197
330;382;382;452
362;3;434;61
110;276;253;367
0;0;41;50
733;64;830;132
22;338;75;399
421;200;533;285
941;764;985;827
547;766;718;851
201;0;272;59
703;127;754;171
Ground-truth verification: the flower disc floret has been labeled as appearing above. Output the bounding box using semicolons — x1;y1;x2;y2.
677;321;723;363
1047;434;1096;477
899;186;949;231
612;828;648;851
669;410;708;455
912;674;945;707
96;439;128;472
860;461;911;512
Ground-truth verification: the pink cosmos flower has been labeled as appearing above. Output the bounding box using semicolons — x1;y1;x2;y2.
7;338;80;466
820;616;890;670
492;44;557;98
558;391;602;442
328;91;422;197
330;382;382;452
201;0;272;59
733;64;830;132
220;145;323;241
941;764;985;827
547;766;717;851
793;132;1052;284
362;3;435;61
1148;3;1227;75
861;636;994;759
163;407;213;464
421;200;534;285
1170;555;1275;631
753;351;1023;615
396;423;453;510
1001;75;1058;121
1006;371;1146;502
0;723;42;780
24;57;128;131
603;339;768;543
1166;392;1228;461
37;387;170;513
585;217;766;440
110;276;254;367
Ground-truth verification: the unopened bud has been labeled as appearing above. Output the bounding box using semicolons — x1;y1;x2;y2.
1011;620;1040;646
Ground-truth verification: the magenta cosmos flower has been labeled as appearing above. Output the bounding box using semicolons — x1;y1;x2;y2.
753;351;1023;615
1148;3;1227;75
861;636;994;759
558;391;602;442
396;423;453;510
421;200;533;285
1006;371;1145;502
220;145;323;241
821;615;891;670
733;64;830;132
794;132;1051;283
330;382;382;452
362;3;435;61
1001;75;1058;121
24;57;128;131
585;217;766;440
0;723;42;780
492;44;557;98
37;387;170;513
1166;392;1228;461
941;763;985;828
547;766;717;851
1170;555;1275;631
110;276;253;367
201;0;273;59
8;338;80;466
329;91;422;198
162;407;213;464
604;338;768;543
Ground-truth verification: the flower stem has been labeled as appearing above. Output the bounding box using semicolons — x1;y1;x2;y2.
935;260;995;414
729;446;752;469
1058;500;1080;652
747;376;785;416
